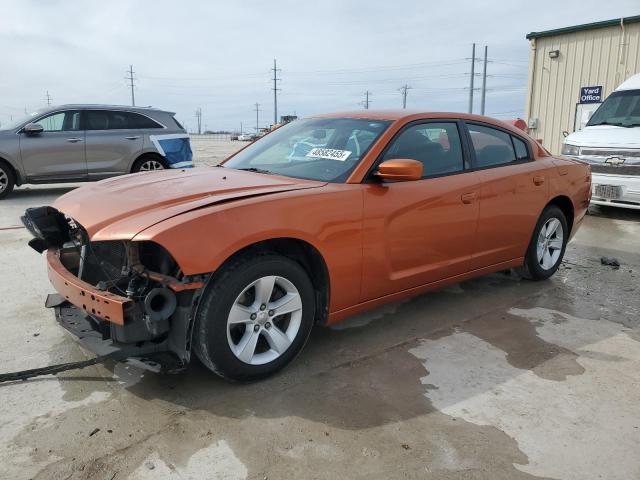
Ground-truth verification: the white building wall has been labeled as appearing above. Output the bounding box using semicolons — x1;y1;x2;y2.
525;20;640;154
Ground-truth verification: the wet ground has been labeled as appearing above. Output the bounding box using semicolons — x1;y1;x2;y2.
1;150;639;479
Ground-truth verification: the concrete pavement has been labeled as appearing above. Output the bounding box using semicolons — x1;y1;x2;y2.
0;181;639;479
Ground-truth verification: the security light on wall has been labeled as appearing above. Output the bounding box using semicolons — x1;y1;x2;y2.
549;50;560;59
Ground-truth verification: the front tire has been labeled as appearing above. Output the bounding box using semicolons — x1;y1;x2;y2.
517;205;568;280
0;162;15;200
194;253;316;381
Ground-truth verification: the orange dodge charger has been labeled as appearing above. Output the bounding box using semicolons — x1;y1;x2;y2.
23;111;591;381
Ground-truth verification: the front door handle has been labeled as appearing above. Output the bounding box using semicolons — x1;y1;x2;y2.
461;192;477;204
125;136;140;140
66;138;83;143
533;175;545;186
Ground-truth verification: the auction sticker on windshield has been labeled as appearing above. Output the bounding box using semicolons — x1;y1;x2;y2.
306;147;352;161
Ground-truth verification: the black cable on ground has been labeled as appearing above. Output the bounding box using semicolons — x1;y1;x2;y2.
0;351;130;383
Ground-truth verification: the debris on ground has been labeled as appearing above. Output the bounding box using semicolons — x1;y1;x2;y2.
89;428;100;437
601;256;621;269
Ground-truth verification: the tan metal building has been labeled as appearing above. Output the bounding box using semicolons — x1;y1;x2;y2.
525;15;640;154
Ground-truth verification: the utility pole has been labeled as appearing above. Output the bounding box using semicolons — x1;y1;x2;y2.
468;43;476;113
194;108;202;135
400;84;412;109
480;45;488;115
45;91;52;106
254;103;261;133
362;90;371;109
126;65;136;106
240;122;243;134
272;59;281;125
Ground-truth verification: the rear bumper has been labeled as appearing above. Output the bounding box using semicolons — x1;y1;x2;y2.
47;248;131;325
591;173;640;209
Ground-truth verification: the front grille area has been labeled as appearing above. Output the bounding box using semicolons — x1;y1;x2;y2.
81;241;127;286
590;164;640;176
580;148;640;158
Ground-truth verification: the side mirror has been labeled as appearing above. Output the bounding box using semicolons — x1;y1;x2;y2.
375;159;423;182
23;123;44;135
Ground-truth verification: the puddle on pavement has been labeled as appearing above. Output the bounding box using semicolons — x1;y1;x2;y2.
5;263;637;479
11;341;550;480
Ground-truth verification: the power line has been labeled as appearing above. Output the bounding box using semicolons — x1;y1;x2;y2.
125;65;136;106
468;43;476;113
481;45;488;115
254;102;260;132
194;108;202;135
399;84;412;109
361;90;372;109
272;59;281;125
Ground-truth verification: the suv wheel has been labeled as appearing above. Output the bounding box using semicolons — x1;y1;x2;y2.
132;155;167;173
0;162;15;199
194;253;315;382
517;205;568;280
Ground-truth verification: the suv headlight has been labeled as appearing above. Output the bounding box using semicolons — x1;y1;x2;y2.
561;143;580;156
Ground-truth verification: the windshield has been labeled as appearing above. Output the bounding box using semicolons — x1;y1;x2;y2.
587;90;640;127
223;118;391;182
0;111;41;131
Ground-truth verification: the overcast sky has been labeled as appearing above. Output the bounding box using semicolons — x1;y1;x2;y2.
1;0;639;132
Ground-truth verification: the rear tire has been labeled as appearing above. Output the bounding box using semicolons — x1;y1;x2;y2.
132;155;168;173
0;161;15;200
517;205;568;280
194;253;316;382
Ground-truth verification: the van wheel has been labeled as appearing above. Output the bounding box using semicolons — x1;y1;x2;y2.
132;155;167;173
194;253;315;382
517;205;568;280
0;162;15;199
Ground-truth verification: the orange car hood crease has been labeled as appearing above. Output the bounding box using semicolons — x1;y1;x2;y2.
53;168;326;240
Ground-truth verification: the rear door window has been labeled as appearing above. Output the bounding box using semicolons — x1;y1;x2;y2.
467;124;517;168
85;110;163;130
512;136;530;160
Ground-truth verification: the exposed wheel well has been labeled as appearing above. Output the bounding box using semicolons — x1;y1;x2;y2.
546;195;574;235
215;238;330;325
131;152;167;172
0;157;20;186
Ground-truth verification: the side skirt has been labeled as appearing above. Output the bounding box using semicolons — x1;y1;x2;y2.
327;258;523;325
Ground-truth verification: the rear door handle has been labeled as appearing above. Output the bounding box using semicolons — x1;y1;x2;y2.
66;138;83;143
125;136;140;140
461;192;477;204
533;175;545;186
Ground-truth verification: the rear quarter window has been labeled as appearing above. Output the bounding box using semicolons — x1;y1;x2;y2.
468;124;517;168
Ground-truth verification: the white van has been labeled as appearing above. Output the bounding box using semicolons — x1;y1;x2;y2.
562;73;640;209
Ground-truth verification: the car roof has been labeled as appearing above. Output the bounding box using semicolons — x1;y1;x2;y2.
309;110;530;136
311;110;511;123
32;104;174;115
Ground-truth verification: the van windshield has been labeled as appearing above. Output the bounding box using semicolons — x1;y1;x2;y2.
587;90;640;128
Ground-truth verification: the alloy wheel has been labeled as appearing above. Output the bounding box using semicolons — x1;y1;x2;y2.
139;160;165;171
0;169;7;193
226;275;303;365
536;217;564;270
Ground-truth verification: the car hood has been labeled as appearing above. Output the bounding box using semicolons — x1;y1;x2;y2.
54;167;326;240
565;125;640;148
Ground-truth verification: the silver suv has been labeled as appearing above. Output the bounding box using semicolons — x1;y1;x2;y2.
0;104;192;199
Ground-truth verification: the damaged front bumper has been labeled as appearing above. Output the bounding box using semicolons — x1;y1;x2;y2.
24;206;207;372
47;295;182;372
